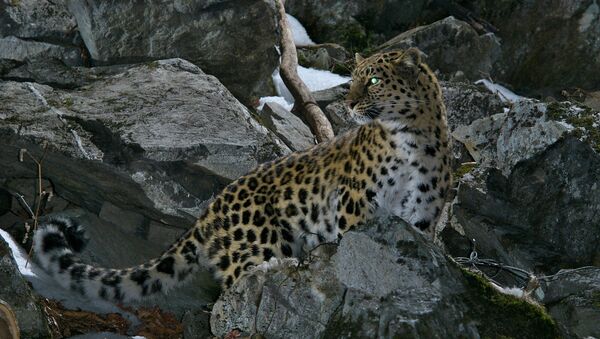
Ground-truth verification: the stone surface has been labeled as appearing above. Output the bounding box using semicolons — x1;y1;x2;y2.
259;102;316;151
0;236;51;338
378;16;501;80
211;217;558;338
442;80;506;131
464;0;600;96
285;0;438;50
66;0;280;103
0;58;289;231
0;0;77;42
448;137;600;274
0;36;83;66
297;43;350;73
542;268;600;338
453;100;574;174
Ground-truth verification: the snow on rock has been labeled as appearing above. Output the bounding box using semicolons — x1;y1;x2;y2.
0;229;139;325
258;13;349;111
257;96;293;111
261;66;350;110
286;14;315;46
476;79;525;103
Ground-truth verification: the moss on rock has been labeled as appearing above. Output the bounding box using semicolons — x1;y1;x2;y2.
462;269;559;339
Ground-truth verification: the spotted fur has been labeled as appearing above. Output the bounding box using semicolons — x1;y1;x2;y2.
34;49;451;302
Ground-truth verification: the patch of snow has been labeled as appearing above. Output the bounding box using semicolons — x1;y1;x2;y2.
257;96;293;111
476;79;524;103
259;66;350;111
287;14;315;46
0;229;140;326
273;66;350;103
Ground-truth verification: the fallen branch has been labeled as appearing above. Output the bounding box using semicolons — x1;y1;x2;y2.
275;0;335;143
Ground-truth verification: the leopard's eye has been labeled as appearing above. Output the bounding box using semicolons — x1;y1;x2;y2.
368;77;380;86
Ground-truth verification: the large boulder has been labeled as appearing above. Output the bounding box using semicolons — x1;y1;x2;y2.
464;0;600;96
0;58;289;248
447;137;600;274
285;0;439;50
0;0;84;71
378;16;501;81
542;268;600;338
210;217;558;338
66;0;281;103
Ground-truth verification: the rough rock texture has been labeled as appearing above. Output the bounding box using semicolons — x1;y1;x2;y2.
259;102;316;151
0;237;51;339
447;137;600;274
0;58;289;230
463;0;600;96
0;0;77;42
297;43;350;73
378;16;501;80
285;0;439;50
542;268;600;338
0;0;84;74
66;0;280;103
442;81;505;131
453;100;574;174
211;217;558;339
0;36;83;66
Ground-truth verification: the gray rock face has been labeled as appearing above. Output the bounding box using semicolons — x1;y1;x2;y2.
210;217;558;338
0;0;77;42
0;237;51;339
259;102;316;151
470;0;600;96
0;58;288;239
542;268;600;338
453;100;574;175
0;36;83;66
297;43;350;72
450;137;600;273
285;0;435;49
442;81;505;131
66;0;280;103
378;16;501;80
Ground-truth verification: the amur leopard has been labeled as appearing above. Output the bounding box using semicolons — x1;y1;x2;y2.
34;48;451;302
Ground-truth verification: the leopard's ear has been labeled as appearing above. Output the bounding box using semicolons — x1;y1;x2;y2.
402;47;423;67
391;48;425;79
355;53;364;64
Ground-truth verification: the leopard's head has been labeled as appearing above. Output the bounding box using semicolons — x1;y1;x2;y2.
346;48;442;125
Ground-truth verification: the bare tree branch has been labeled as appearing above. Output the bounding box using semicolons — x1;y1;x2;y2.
275;0;335;143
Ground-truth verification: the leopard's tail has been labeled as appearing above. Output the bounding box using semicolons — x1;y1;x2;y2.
33;216;207;302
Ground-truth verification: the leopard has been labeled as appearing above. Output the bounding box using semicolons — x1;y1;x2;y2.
33;48;451;302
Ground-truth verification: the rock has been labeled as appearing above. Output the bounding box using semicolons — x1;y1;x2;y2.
441;81;506;131
0;236;51;338
0;58;289;229
0;36;83;66
448;137;600;274
285;0;438;50
378;16;501;81
465;0;600;96
452;100;575;174
210;217;559;338
66;0;280;103
0;0;77;42
542;268;600;338
3;58;90;89
259;102;316;151
297;43;350;74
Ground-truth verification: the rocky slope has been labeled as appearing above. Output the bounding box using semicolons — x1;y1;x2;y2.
1;0;599;338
